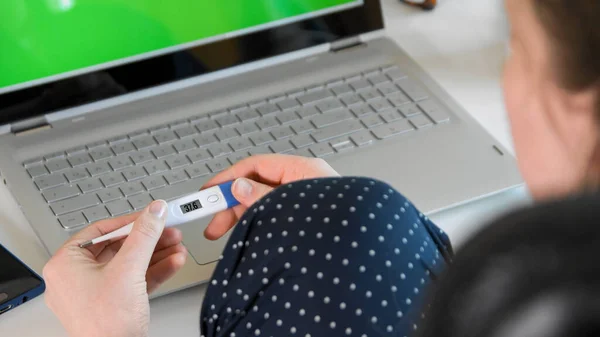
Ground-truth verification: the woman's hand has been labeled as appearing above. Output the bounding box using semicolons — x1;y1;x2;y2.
43;200;187;337
202;154;340;240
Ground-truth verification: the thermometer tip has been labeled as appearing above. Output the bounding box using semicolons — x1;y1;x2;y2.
79;240;93;248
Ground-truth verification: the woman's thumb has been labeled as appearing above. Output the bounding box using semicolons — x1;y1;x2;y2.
116;200;168;268
232;178;274;207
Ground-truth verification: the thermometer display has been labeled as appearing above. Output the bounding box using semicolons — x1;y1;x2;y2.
180;200;202;214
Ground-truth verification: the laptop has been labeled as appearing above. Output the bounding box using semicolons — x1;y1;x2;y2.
0;0;522;296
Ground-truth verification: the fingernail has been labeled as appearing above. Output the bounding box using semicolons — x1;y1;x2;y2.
149;200;168;218
234;178;253;198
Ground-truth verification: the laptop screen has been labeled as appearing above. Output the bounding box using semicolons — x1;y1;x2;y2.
0;0;362;92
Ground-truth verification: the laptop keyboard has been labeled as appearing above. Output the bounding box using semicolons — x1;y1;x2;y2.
22;64;451;230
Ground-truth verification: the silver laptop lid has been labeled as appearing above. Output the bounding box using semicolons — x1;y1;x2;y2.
0;0;383;130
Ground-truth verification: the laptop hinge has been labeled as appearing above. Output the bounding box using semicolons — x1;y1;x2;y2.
11;116;51;135
330;37;365;53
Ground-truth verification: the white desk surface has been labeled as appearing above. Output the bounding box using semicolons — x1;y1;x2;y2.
0;1;530;335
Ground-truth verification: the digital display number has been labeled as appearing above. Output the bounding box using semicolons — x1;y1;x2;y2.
180;200;202;214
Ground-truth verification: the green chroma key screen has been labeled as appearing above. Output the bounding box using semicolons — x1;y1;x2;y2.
0;0;358;90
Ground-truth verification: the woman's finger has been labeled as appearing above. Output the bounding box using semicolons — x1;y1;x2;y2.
231;178;275;208
204;208;240;240
146;253;187;294
154;228;183;251
149;244;187;266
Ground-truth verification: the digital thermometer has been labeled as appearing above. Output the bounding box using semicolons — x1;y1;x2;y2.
79;181;240;248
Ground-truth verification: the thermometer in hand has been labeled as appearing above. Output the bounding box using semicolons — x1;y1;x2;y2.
79;181;240;248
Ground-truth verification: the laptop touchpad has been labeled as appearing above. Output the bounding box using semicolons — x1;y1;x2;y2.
178;217;231;265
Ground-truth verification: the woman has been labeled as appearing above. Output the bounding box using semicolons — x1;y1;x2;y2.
43;0;600;336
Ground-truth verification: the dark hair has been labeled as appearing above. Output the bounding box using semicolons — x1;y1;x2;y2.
533;0;600;113
417;192;600;337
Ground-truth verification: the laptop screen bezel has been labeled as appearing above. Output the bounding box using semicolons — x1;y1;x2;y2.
0;0;383;127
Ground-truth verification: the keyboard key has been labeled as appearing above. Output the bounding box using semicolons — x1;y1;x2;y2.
128;193;154;210
396;78;428;101
193;134;219;148
256;116;280;130
207;144;233;158
128;130;149;139
256;103;280;116
23;157;44;167
371;120;414;139
276;111;301;125
214;114;239;128
214;127;239;141
173;138;197;153
229;138;253;152
248;146;273;156
369;98;393;112
173;126;197;138
277;98;301;111
379;109;404;123
287;89;306;97
312;110;353;128
330;84;353;96
101;172;126;187
359;88;382;101
165;154;191;169
235;122;260;135
64;168;90;183
418;100;451;123
269;140;294;154
387;92;411;107
58;212;87;229
330;137;356;152
409;114;434;129
310;120;363;142
152;144;176;159
227;152;250;165
27;164;48;178
108;135;128;144
383;66;407;80
291;120;314;134
89;146;114;161
68;153;93;167
207;158;230;173
341;94;363;106
130;151;155;165
66;145;85;154
34;173;67;190
141;176;167;191
208;110;228;119
108;155;133;171
163;169;189;185
132;135;157;150
121;166;147;181
143;161;169;175
296;106;319;119
350;130;376;147
270;126;294;140
236;108;261;121
78;178;104;194
111;142;136;155
45;159;71;173
348;79;371;91
120;181;145;197
86;162;112;177
297;89;334;105
294;148;314;158
186;148;212;163
376;82;401;95
87;140;107;149
249;132;274;146
97;187;123;203
291;134;315;148
308;144;334;158
106;199;133;216
185;163;210;178
360;115;384;128
367;74;389;85
44;151;66;161
83;205;110;223
399;104;422;117
42;185;80;203
153;130;178;143
193;119;220;133
351;104;375;118
51;194;100;216
316;99;344;113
